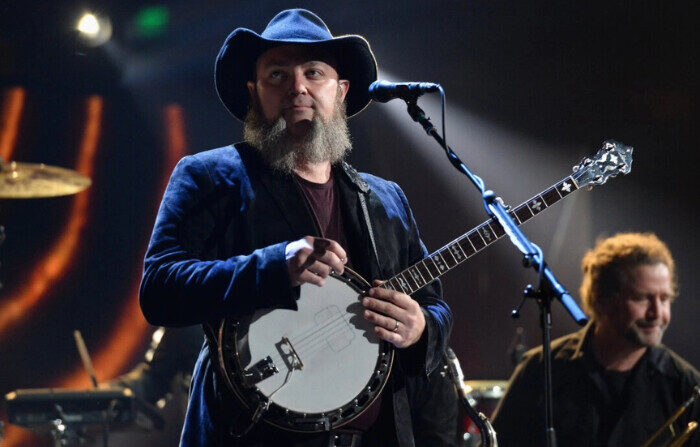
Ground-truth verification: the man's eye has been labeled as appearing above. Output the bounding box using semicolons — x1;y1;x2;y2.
306;69;321;77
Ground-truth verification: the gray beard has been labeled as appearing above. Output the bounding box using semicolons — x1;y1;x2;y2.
243;99;352;174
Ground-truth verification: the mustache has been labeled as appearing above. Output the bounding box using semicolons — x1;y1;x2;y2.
282;99;315;109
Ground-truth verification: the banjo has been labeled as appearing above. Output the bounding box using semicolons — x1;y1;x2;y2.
214;140;633;433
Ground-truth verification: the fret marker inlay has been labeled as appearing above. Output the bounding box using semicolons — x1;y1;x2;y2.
432;254;447;272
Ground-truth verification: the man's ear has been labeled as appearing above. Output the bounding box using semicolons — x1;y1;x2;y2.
247;81;255;96
338;80;350;101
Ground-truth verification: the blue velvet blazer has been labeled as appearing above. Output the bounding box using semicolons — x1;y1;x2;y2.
139;143;452;446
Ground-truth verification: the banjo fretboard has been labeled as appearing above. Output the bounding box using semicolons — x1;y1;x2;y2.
382;175;579;295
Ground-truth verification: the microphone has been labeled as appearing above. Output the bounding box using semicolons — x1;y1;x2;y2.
368;80;440;103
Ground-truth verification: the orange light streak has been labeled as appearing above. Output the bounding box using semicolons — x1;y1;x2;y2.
2;103;189;447
0;96;102;336
0;87;25;161
81;104;189;380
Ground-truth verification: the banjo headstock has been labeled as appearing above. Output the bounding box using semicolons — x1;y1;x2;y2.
572;140;633;188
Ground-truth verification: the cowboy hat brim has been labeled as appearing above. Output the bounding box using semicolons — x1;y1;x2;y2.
215;28;378;121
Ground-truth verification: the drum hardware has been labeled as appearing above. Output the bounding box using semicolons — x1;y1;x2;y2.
3;330;164;446
641;385;699;447
4;387;135;446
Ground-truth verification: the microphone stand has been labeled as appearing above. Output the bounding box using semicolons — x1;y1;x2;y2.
403;98;588;447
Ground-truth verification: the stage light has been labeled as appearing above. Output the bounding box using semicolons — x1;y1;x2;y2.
77;13;100;35
76;12;112;47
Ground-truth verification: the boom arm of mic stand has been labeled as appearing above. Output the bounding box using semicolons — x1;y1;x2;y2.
405;101;485;192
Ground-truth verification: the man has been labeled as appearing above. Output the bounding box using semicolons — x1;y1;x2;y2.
492;233;699;446
139;9;451;447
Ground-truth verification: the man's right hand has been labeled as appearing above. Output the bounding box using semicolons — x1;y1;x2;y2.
285;236;347;287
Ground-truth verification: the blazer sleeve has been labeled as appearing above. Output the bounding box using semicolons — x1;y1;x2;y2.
139;155;295;327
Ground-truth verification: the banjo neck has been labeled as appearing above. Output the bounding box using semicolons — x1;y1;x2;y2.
381;175;580;295
380;140;633;295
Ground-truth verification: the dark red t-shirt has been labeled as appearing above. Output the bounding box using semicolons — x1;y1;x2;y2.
294;172;384;432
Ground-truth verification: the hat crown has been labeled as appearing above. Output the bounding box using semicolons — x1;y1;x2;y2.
260;9;333;42
215;9;377;121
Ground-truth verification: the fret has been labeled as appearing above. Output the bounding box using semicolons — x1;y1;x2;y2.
553;184;564;198
416;261;434;282
541;187;560;207
509;210;522;225
448;242;467;263
431;252;449;274
458;236;476;257
425;256;441;278
383;282;395;291
478;223;496;245
514;205;532;223
400;270;419;291
468;231;486;251
440;248;458;269
407;266;426;287
490;220;505;238
526;196;546;215
386;278;399;292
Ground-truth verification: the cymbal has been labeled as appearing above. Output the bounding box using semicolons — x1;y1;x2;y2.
0;161;91;199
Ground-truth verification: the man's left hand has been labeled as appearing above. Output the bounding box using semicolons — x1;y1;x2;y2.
362;280;426;348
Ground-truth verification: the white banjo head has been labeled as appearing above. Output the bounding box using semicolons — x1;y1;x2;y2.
218;268;393;432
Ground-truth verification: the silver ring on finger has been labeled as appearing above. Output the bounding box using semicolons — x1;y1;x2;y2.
392;319;400;332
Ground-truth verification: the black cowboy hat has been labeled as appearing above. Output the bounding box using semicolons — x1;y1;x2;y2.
215;9;378;121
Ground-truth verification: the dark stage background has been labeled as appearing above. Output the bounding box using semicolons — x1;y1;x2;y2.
1;1;697;445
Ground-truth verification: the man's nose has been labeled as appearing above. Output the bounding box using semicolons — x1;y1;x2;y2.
289;70;308;96
646;296;661;319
